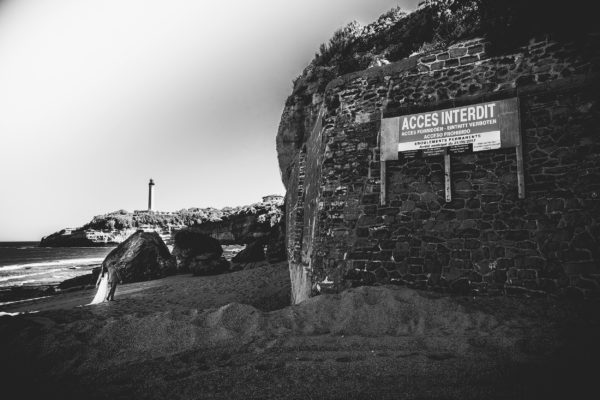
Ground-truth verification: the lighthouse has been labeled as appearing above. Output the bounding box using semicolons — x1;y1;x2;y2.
148;178;155;211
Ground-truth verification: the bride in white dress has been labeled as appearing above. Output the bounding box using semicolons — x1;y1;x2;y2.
90;266;108;304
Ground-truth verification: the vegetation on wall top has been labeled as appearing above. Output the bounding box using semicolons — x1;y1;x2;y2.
305;0;594;79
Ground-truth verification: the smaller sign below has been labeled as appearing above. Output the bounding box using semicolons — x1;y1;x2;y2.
448;144;471;154
472;130;501;152
397;130;502;157
422;147;446;157
398;150;420;160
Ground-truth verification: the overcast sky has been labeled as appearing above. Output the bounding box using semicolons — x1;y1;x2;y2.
0;0;418;241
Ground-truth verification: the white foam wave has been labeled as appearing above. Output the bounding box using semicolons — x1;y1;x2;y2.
0;257;104;271
0;310;40;316
0;269;63;283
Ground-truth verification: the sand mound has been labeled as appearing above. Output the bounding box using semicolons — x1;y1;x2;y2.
272;285;500;336
0;285;512;378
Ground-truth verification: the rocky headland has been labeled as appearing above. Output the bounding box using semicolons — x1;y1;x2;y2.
39;195;283;247
55;212;286;295
7;196;285;303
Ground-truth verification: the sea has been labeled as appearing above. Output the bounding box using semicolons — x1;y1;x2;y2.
0;242;115;289
0;242;245;290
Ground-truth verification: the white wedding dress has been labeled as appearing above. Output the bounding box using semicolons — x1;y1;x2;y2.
90;275;108;304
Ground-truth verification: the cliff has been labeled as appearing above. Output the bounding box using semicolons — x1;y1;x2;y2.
40;196;284;247
277;0;599;303
40;227;144;247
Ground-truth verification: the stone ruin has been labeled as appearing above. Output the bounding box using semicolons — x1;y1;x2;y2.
278;35;600;304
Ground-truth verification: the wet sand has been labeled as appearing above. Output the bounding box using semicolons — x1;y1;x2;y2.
1;261;290;315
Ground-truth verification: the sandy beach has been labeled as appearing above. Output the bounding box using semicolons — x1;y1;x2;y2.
1;262;599;399
1;260;290;315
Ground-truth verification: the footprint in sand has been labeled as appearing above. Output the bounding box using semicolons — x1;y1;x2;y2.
426;352;455;361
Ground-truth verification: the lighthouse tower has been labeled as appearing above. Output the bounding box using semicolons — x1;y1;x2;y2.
148;179;155;211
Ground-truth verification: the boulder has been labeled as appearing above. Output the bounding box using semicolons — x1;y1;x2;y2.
230;241;268;272
102;231;176;283
232;241;265;264
172;228;226;275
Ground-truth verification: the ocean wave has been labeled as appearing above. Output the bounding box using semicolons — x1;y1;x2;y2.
0;310;40;316
0;269;63;283
0;257;104;271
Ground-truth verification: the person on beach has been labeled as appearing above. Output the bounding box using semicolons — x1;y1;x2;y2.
105;264;123;301
90;265;109;304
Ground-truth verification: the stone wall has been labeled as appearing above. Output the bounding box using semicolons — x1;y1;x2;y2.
286;35;600;303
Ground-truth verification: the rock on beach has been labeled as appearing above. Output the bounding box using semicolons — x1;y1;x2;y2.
102;231;176;283
172;228;230;275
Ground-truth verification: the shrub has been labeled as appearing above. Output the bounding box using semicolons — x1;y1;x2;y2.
301;0;595;79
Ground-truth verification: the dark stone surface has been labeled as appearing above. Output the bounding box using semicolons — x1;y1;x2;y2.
173;228;223;272
232;241;266;264
102;231;176;283
282;34;600;302
172;228;230;276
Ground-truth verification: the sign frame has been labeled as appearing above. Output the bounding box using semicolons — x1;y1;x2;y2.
379;97;524;204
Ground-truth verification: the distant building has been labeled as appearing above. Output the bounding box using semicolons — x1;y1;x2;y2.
138;224;156;232
262;195;284;203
